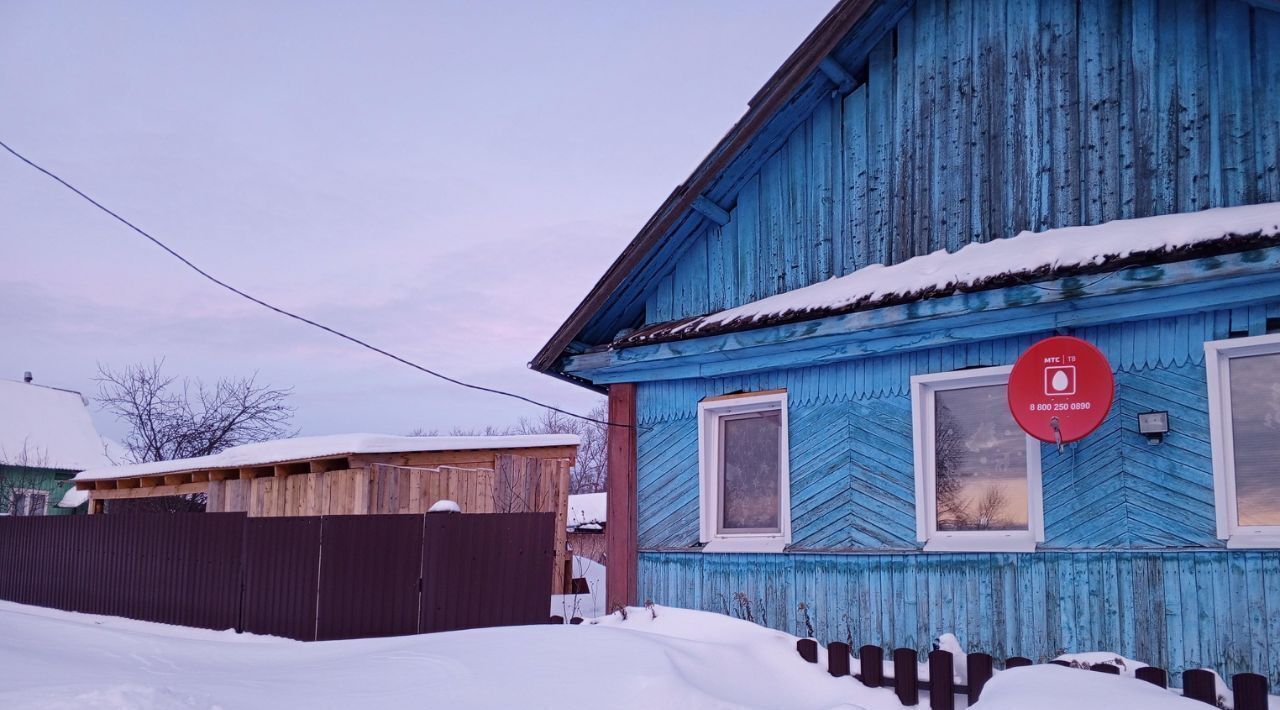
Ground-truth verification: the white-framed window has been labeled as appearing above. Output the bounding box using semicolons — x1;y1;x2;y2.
911;366;1044;552
1205;333;1280;548
697;390;791;552
10;488;49;517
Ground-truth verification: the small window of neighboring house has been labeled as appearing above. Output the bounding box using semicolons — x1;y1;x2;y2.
11;489;48;516
911;366;1044;552
1205;333;1280;548
697;391;791;552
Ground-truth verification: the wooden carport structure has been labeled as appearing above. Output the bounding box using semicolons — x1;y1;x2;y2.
73;434;579;593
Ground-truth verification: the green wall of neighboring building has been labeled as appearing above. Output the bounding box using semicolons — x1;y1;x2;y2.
0;465;81;516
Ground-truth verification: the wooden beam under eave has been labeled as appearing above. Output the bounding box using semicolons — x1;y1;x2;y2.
117;478;140;489
209;469;237;481
93;480;116;491
817;56;856;93
308;458;349;473
190;471;210;483
91;481;210;500
274;462;309;477
690;195;730;226
239;466;272;480
163;473;191;486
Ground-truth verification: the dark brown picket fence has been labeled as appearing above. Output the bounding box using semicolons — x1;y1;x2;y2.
0;511;554;641
796;639;1270;709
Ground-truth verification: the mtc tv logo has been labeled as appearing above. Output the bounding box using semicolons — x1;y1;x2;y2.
1044;365;1076;396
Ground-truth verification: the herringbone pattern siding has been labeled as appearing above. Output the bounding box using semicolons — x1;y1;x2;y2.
635;304;1274;552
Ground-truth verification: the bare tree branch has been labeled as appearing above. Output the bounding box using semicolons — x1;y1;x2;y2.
94;360;295;513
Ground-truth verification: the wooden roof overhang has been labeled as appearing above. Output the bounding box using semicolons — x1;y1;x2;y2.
77;443;580;499
531;0;904;385
559;244;1280;386
76;456;354;499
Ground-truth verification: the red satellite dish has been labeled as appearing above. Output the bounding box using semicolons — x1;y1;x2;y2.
1008;336;1115;444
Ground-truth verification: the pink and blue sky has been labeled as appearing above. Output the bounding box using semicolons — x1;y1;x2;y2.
2;1;834;441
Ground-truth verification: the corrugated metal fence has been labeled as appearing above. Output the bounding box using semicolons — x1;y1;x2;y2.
0;511;554;641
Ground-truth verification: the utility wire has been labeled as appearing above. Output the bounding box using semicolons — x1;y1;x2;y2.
0;138;625;429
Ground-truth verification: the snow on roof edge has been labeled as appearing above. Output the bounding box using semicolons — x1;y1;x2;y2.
620;202;1280;347
567;492;606;530
75;433;580;482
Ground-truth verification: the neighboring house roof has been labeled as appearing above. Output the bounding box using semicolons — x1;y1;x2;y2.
0;378;112;471
532;0;882;377
567;492;606;531
75;433;581;482
619;203;1280;347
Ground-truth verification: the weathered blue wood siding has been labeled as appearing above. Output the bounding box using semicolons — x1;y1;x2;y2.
636;302;1277;552
644;0;1280;326
638;549;1280;685
621;0;1280;687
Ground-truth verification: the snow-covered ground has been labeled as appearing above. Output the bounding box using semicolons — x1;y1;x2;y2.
550;555;606;620
0;599;1257;709
0;600;907;710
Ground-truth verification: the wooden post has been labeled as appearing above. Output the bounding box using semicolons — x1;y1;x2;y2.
967;653;993;704
1136;667;1168;688
1182;669;1217;705
893;648;919;706
928;650;954;710
1092;663;1120;674
1005;656;1033;669
797;638;818;663
549;615;564;625
605;383;638;611
827;641;850;677
1232;673;1268;710
859;645;884;687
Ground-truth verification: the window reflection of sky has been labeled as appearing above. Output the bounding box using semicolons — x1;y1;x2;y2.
1230;353;1280;526
935;384;1029;531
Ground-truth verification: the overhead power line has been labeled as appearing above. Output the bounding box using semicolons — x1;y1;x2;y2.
0;138;622;429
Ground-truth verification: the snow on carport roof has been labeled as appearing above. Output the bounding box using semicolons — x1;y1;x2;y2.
74;433;580;482
620;202;1280;347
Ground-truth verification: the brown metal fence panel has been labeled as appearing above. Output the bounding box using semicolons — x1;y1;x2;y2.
0;514;244;630
241;516;322;640
420;512;554;633
0;511;554;641
315;514;424;641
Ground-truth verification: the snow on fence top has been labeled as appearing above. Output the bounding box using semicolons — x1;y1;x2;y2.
620;202;1280;346
74;433;580;482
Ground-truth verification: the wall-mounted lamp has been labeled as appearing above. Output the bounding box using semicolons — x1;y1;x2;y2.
1137;411;1169;445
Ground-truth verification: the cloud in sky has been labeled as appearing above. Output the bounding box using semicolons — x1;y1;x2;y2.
1;0;836;440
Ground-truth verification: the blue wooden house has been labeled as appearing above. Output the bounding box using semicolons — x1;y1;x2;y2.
533;0;1280;684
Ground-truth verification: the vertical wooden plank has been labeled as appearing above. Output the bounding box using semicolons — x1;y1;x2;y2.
607;383;638;610
866;35;893;266
206;480;224;513
812;96;834;283
736;175;761;302
891;8;916;263
1175;0;1210;213
761;150;786;296
1211;0;1254;206
1256;10;1280;203
842;84;868;272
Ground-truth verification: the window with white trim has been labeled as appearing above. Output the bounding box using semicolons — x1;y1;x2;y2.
697;391;791;552
10;488;48;516
1205;333;1280;548
911;366;1044;552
